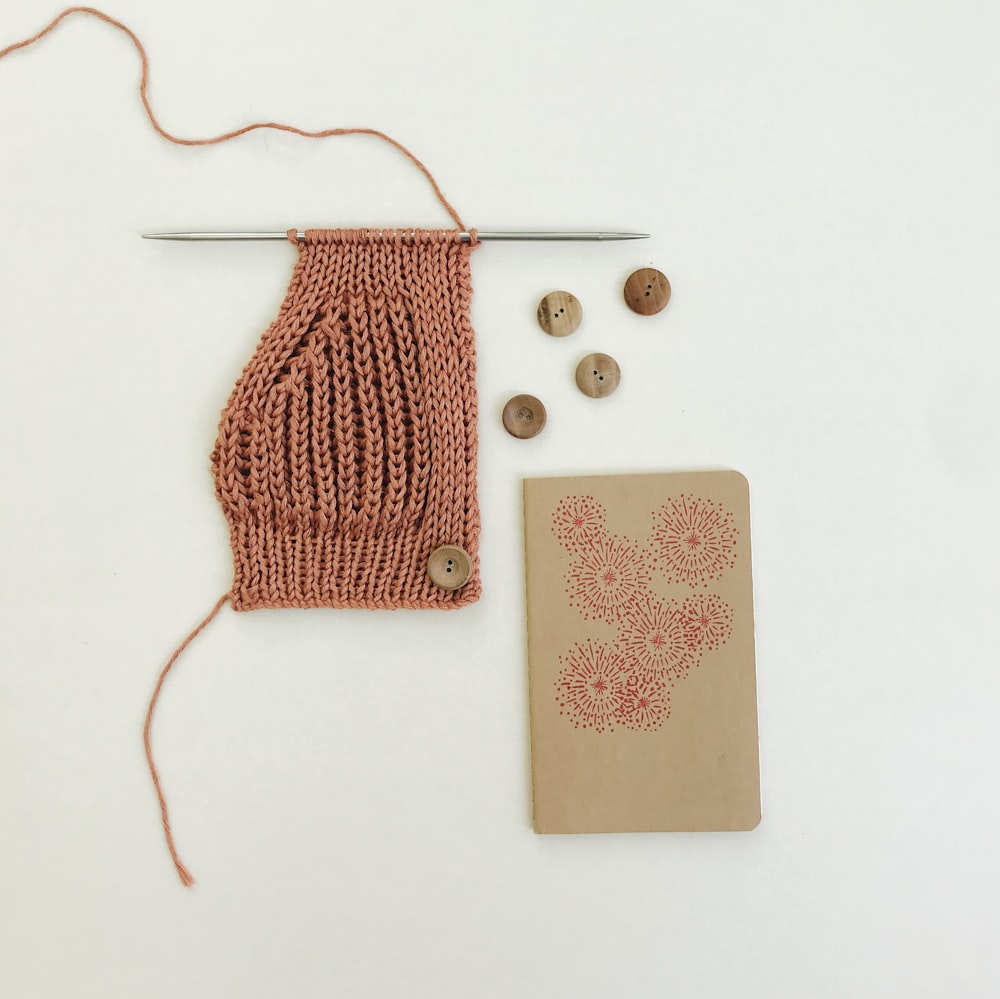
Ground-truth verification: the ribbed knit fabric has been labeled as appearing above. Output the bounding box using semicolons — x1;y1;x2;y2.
212;229;481;611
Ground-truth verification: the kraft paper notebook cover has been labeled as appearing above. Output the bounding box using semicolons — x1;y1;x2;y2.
523;470;761;833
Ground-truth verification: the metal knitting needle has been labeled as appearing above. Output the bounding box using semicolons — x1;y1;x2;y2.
142;230;650;242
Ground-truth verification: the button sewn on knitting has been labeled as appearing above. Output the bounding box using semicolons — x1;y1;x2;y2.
427;545;472;590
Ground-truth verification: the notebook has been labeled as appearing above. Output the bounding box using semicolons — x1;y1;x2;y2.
523;470;761;833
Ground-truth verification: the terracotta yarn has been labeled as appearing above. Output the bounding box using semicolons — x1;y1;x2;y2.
215;228;481;612
2;8;481;887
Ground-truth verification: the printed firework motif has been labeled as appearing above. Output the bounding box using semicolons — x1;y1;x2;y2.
552;494;607;552
565;534;652;623
554;640;630;732
618;673;670;731
619;595;700;683
681;594;734;651
549;490;738;735
649;494;738;588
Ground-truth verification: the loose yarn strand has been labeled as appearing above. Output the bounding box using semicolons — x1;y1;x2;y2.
2;8;482;886
143;592;231;888
0;6;468;230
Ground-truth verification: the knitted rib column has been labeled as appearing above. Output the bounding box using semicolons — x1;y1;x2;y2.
212;229;481;610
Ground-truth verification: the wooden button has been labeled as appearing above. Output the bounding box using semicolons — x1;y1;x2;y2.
537;291;582;337
427;545;472;590
624;267;671;315
502;394;547;439
575;353;621;398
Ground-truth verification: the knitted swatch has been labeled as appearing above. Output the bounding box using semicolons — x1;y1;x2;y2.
213;228;481;611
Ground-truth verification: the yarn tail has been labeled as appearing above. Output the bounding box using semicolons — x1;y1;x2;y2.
143;592;231;887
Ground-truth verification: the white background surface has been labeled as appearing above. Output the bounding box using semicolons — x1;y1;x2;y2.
1;1;998;996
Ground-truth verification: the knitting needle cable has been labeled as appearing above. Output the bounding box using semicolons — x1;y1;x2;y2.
142;231;651;243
